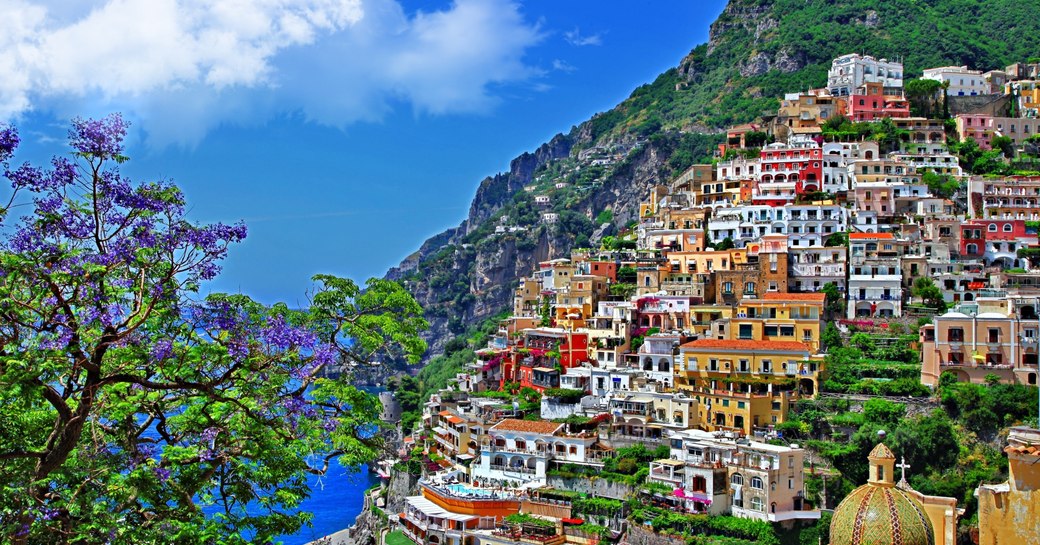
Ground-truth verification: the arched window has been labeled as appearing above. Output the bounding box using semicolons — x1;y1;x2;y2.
750;477;764;490
643;357;653;371
966;243;978;254
658;359;670;372
731;473;743;486
988;223;998;232
750;497;764;511
1004;223;1013;232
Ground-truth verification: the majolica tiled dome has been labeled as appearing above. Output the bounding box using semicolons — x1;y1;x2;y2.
829;443;934;545
829;482;934;545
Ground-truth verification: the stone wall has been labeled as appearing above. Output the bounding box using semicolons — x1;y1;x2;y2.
948;94;1012;117
546;475;634;500
626;524;686;545
541;399;583;420
386;468;421;516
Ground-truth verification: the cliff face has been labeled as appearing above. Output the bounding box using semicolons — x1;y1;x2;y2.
386;0;1040;363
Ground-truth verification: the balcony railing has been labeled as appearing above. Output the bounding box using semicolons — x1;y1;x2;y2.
488;463;536;474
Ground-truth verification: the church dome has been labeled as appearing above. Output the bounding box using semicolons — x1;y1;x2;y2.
829;442;934;545
829;483;935;545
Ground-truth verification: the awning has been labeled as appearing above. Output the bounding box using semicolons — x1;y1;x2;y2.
533;367;558;373
562;518;585;525
433;426;448;435
456;453;475;460
446;415;464;425
405;496;477;522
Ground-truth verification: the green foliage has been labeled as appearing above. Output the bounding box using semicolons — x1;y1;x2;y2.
862;399;907;427
711;237;735;251
821;322;843;351
505;512;556;529
629;507;778;545
940;377;1039;439
386;530;417;545
904;79;945;118
824;232;848;248
543;388;586;403
596;209;614;225
921;170;961;200
572;497;624;516
911;277;948;313
574;523;612;538
820;282;846;317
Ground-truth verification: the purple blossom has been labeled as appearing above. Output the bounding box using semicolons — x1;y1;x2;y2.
0;123;18;164
263;316;316;350
200;427;219;442
150;340;173;362
69;114;129;159
153;466;171;482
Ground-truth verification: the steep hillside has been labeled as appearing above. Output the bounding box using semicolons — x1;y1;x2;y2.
387;0;1040;362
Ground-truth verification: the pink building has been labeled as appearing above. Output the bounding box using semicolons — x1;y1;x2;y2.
845;82;911;121
758;140;823;194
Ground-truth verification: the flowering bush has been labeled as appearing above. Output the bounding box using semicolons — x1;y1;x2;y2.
0;116;427;543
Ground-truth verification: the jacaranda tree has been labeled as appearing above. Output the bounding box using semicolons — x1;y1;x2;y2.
0;115;427;544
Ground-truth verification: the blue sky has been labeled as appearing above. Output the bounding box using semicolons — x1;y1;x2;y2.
2;0;727;305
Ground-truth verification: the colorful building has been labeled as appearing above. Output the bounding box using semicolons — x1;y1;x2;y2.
677;339;821;435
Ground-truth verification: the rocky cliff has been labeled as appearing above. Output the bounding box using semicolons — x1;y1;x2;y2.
386;0;1040;363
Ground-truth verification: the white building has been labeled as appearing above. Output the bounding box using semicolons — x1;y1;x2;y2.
651;429;820;522
708;204;847;249
472;419;597;485
828;54;904;97
922;65;989;96
789;246;847;292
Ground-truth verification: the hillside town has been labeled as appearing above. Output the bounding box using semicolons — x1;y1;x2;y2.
365;54;1040;545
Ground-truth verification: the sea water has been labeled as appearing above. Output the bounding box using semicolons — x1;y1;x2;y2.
281;459;380;545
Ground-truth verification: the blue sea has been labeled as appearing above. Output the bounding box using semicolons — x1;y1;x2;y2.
282;460;380;545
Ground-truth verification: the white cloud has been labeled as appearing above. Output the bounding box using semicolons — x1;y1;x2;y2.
563;27;601;47
0;0;543;145
552;59;575;73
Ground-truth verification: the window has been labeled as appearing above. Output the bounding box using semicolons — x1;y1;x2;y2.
744;282;756;294
750;476;764;490
750;497;764;511
731;473;744;486
989;223;998;232
1004;223;1013;232
723;282;733;294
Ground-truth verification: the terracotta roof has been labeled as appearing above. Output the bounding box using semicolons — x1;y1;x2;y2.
760;292;826;302
849;232;895;240
446;415;464;425
1005;444;1040;456
438;410;453;417
679;339;810;352
490;419;563;435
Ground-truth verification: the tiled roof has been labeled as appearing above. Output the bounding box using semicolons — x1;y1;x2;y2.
760;292;826;302
1005;444;1040;456
849;232;895;240
490;419;563;435
679;339;811;352
438;410;453;417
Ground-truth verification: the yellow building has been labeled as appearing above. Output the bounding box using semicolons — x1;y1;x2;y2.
730;292;825;353
975;426;1040;545
677;339;822;435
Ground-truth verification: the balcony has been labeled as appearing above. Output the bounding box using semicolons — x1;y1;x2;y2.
488;463;536;474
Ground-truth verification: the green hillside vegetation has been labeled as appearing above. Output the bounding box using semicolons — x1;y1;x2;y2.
592;0;1040;138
